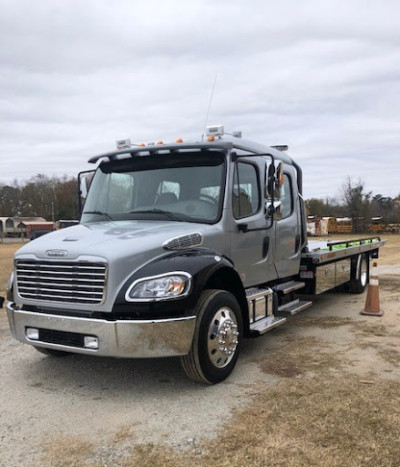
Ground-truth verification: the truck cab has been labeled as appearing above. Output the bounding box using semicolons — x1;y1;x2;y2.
6;126;383;384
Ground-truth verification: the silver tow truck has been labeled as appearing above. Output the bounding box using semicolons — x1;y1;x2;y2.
6;125;385;383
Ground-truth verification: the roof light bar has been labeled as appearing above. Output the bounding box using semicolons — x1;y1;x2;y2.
271;145;289;152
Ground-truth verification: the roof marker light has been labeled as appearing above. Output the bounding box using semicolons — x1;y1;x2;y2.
156;140;164;145
116;139;131;150
207;135;215;142
206;125;224;137
176;138;183;143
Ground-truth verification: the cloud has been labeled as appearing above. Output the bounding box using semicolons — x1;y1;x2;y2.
0;0;399;200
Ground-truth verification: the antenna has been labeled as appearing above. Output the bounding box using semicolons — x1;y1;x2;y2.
202;75;218;140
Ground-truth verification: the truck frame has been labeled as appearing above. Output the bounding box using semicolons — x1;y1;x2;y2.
6;126;385;384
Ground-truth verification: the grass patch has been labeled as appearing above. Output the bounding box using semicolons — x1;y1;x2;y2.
289;316;355;329
199;376;400;467
257;336;342;377
353;322;392;338
98;376;400;467
376;234;400;266
0;243;21;296
111;425;138;444
377;349;400;367
42;435;94;467
380;281;400;293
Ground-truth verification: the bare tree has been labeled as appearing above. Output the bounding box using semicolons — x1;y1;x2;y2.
0;185;21;216
340;177;372;232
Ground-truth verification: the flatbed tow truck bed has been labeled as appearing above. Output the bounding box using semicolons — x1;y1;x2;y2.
302;236;386;264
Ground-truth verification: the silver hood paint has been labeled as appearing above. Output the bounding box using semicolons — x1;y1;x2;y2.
14;221;224;312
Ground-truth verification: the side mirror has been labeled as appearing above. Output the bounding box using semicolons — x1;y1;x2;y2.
266;164;275;199
273;162;283;200
265;162;283;200
265;162;284;218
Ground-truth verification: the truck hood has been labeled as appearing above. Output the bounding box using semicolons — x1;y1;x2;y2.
14;220;223;312
16;220;216;261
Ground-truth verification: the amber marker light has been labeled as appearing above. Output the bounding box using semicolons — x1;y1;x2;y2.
176;138;183;143
207;135;215;142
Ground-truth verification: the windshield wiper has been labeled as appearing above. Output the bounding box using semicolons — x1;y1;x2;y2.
129;209;186;222
83;210;114;221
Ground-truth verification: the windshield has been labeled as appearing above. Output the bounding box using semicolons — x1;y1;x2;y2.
81;151;226;224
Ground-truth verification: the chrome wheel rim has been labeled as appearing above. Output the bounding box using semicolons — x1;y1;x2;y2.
360;259;368;287
207;307;239;368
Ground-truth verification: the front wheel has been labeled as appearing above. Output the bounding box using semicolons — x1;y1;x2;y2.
181;290;243;384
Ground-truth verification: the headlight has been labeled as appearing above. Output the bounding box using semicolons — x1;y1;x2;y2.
125;272;192;302
6;271;14;302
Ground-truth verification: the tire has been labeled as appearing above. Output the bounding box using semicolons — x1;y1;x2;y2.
349;254;369;294
33;346;70;357
181;289;243;384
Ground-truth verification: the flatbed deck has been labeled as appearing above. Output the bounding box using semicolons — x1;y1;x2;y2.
302;236;386;265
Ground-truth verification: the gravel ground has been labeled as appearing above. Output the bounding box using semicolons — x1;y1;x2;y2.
0;264;399;466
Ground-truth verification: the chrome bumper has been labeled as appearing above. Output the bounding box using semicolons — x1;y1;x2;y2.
6;302;196;358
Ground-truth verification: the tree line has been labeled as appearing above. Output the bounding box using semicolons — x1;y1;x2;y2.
0;174;399;227
305;177;400;232
0;174;79;221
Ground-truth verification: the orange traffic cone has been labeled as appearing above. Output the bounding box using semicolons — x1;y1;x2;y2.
361;262;383;316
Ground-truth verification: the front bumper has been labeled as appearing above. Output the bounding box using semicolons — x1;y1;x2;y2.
7;302;196;358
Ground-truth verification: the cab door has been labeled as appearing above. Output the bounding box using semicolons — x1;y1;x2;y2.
229;158;277;287
274;167;302;278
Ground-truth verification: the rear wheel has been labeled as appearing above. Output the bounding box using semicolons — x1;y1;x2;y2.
349;254;368;293
181;289;243;384
33;346;70;357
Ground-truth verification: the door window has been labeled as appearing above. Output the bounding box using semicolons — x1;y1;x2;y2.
233;163;260;219
280;174;293;219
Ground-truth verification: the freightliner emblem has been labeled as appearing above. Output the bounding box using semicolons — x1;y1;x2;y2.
46;249;68;257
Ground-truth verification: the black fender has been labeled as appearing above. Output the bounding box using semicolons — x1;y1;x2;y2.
111;249;247;321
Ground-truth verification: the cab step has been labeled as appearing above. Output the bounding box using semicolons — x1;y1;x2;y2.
275;280;305;295
249;316;287;335
278;298;312;315
245;285;273;301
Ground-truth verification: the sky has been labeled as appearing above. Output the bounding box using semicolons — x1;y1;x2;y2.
1;0;399;200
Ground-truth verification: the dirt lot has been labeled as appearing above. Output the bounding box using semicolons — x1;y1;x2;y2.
0;237;399;466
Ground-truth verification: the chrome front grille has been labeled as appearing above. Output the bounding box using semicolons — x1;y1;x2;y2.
16;259;107;304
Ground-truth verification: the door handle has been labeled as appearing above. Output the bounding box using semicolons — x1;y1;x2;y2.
295;234;300;252
263;237;270;258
